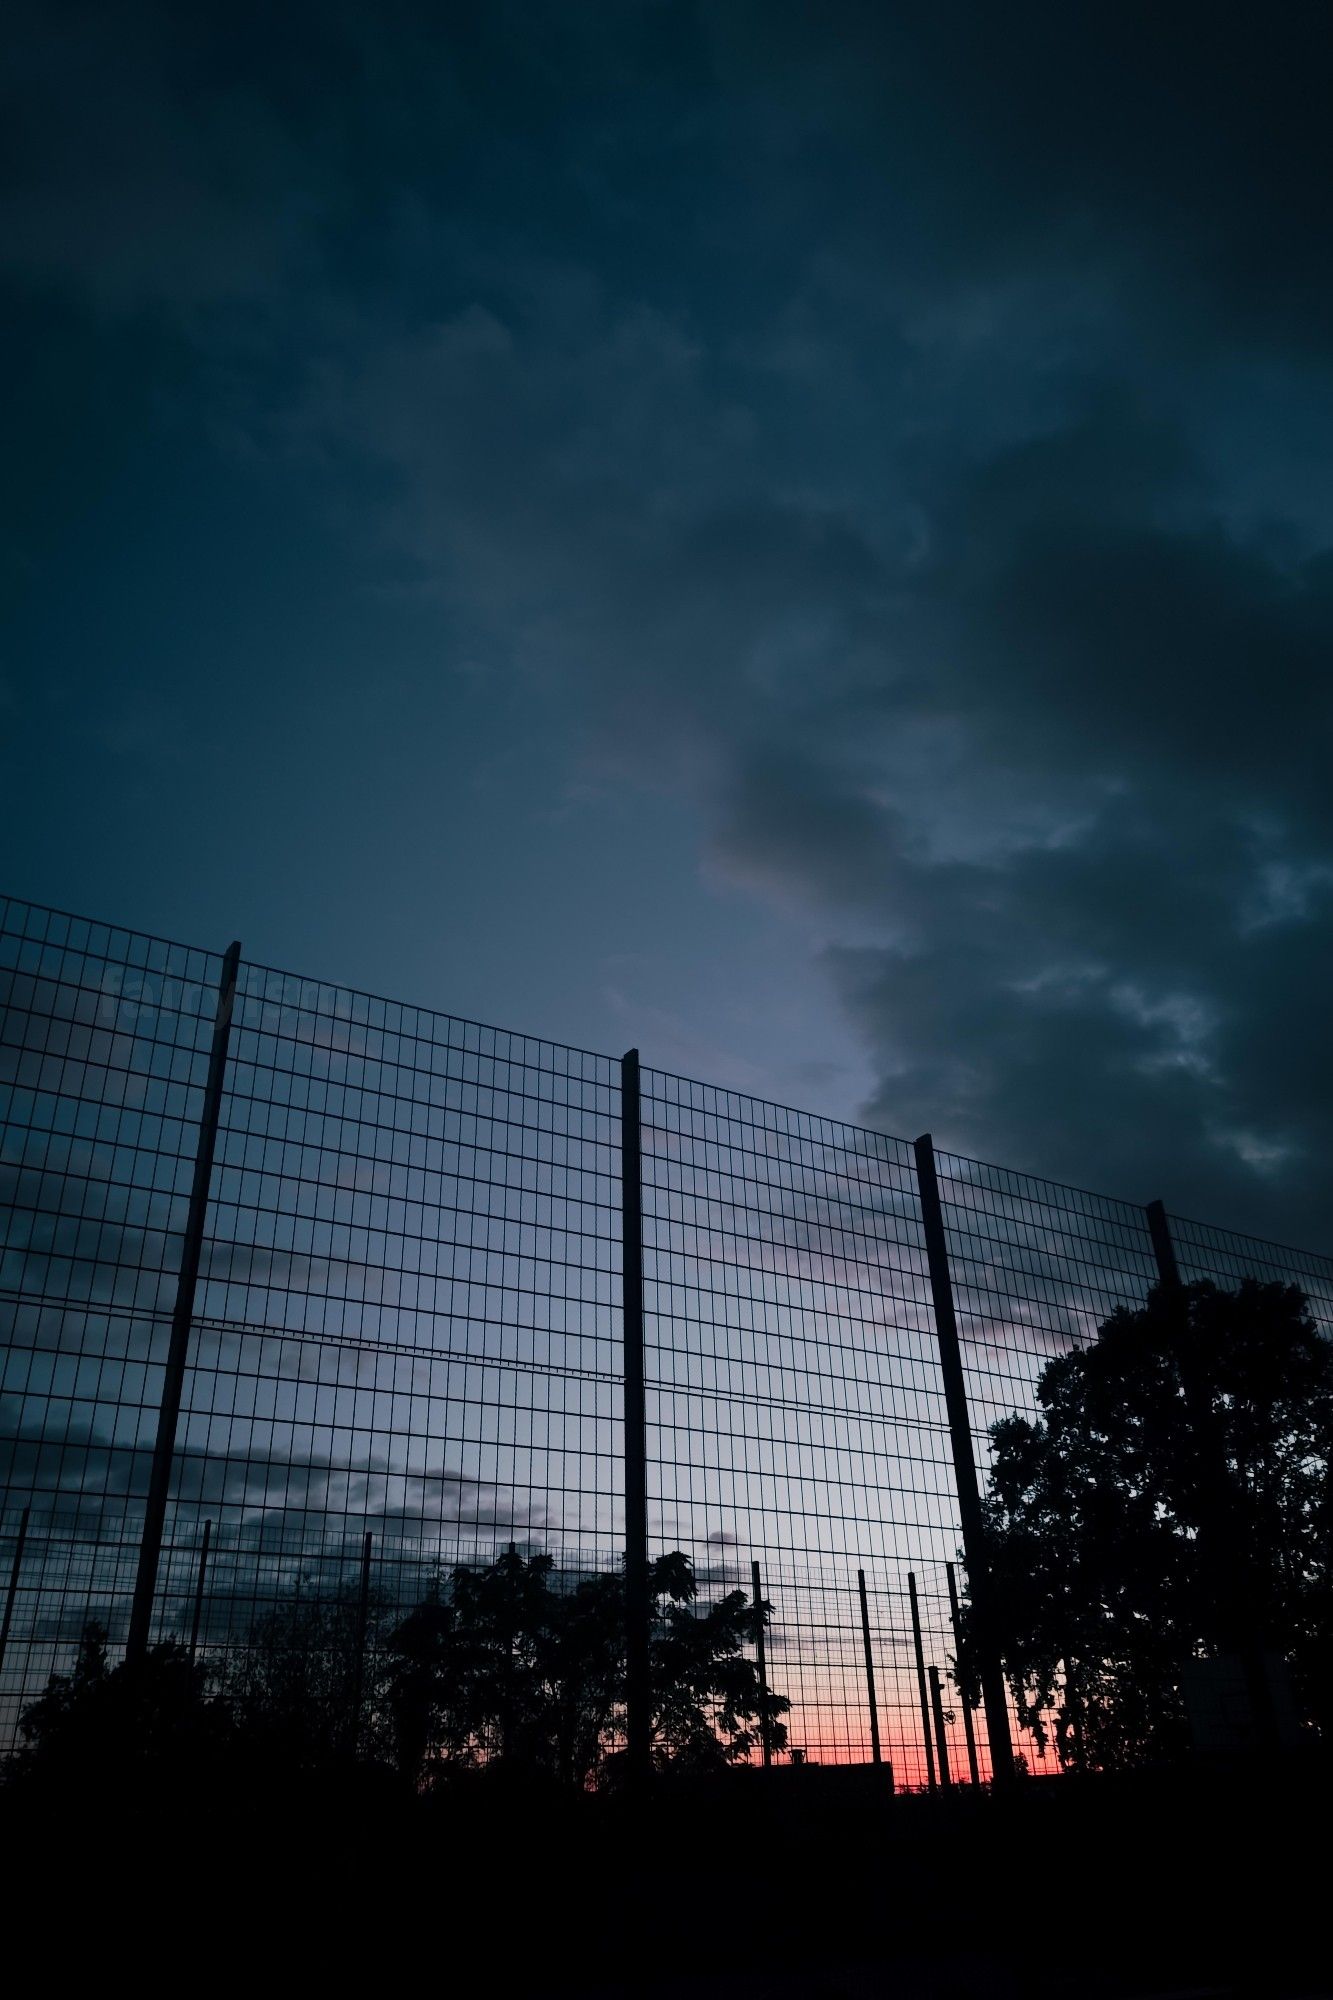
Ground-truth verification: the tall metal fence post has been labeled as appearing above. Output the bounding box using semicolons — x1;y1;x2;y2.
188;1519;212;1665
929;1665;953;1789
127;939;241;1664
913;1135;1014;1786
946;1560;981;1786
907;1571;937;1793
751;1557;772;1768
857;1568;883;1768
0;1506;31;1675
1145;1199;1181;1289
621;1050;652;1785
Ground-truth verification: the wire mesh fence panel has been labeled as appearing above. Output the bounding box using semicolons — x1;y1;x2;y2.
932;1151;1160;1468
189;957;622;1617
639;1070;963;1778
1;895;623;1746
3;893;1332;1777
929;1152;1163;1760
1167;1215;1333;1337
0;899;227;1743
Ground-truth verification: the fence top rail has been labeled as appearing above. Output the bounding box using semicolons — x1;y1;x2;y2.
1;891;223;965
641;1062;915;1155
0;890;613;1071
931;1146;1154;1222
4;887;1330;1270
241;955;616;1072
1167;1210;1333;1275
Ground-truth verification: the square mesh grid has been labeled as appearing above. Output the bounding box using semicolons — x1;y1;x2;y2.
2;895;1328;1787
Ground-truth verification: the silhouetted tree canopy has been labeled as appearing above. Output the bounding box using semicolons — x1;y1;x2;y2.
226;1589;391;1771
382;1546;788;1788
9;1624;230;1792
7;1548;787;1798
972;1278;1333;1769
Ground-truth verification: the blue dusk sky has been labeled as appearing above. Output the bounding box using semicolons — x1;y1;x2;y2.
4;2;1332;1246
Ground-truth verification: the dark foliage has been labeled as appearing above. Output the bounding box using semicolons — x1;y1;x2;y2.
225;1588;392;1772
382;1546;788;1788
7;1623;232;1794
6;1548;787;1798
970;1279;1333;1769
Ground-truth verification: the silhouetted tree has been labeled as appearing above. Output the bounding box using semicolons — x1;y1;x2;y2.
971;1279;1333;1769
382;1549;620;1786
648;1549;789;1773
7;1622;229;1793
7;1550;789;1799
225;1579;391;1772
382;1546;789;1788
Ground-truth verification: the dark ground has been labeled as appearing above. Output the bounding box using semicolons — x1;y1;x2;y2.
3;1759;1328;1996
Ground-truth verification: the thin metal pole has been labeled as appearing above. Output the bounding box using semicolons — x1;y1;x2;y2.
621;1050;652;1785
349;1529;373;1754
946;1560;981;1786
127;940;241;1664
857;1569;883;1767
907;1572;937;1793
0;1506;31;1675
913;1136;1013;1785
929;1665;953;1789
752;1557;771;1768
187;1519;212;1664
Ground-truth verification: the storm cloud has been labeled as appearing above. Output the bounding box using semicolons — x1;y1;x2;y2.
4;2;1331;1243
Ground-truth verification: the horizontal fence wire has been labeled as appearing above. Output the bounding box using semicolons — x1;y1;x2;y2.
2;893;1329;1781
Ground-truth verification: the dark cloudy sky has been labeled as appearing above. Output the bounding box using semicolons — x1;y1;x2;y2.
4;1;1331;1245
